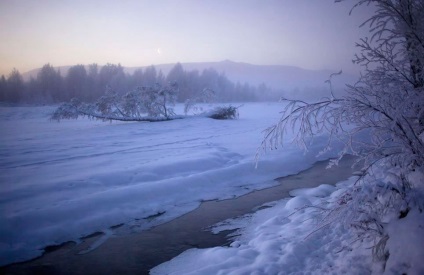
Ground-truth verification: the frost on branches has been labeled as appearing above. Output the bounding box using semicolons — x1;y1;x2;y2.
52;83;178;122
52;83;240;122
259;0;424;272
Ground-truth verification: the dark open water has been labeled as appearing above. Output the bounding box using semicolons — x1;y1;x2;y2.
1;155;356;275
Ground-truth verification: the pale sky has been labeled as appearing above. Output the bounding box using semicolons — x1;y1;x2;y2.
0;0;374;76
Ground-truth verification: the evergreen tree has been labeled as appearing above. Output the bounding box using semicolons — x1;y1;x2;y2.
36;64;63;102
6;69;24;103
0;75;7;102
66;65;88;101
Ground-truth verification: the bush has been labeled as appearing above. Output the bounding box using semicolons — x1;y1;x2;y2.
207;106;239;120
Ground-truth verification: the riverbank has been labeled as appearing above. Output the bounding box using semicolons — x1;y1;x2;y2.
2;155;356;275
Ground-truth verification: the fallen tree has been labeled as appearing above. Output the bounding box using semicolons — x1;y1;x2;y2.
51;83;239;122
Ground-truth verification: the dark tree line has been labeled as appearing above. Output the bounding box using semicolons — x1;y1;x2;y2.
0;63;277;104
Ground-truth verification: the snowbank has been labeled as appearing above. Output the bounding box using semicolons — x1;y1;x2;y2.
151;178;372;274
385;209;424;275
152;177;424;275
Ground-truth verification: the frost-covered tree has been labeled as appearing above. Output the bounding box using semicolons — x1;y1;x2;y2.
52;81;240;122
184;88;216;115
137;82;178;119
259;0;424;265
52;82;179;122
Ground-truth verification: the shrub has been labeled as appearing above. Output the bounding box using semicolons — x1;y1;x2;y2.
207;106;239;120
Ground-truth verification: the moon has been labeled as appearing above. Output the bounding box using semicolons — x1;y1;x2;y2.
157;48;161;55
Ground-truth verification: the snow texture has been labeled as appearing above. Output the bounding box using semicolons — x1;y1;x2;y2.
152;177;424;275
0;103;335;266
384;209;424;275
151;178;373;275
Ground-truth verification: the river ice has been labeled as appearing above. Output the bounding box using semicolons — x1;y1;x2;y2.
0;103;334;266
2;103;423;274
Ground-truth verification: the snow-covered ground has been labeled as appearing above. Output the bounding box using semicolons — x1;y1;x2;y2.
151;178;374;275
152;178;424;275
0;103;336;266
2;103;423;274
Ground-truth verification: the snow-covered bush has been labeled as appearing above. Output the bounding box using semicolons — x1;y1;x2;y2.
207;105;239;120
183;88;240;120
259;0;424;270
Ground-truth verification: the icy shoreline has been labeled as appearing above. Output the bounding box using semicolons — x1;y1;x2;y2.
2;156;356;274
1;103;342;266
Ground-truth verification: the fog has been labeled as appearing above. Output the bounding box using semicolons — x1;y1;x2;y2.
0;0;374;76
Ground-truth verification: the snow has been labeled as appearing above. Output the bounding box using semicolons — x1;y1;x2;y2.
3;103;422;273
0;103;336;266
151;178;374;275
152;177;424;275
384;209;424;275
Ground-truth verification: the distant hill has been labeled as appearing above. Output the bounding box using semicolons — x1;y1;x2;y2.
22;60;357;95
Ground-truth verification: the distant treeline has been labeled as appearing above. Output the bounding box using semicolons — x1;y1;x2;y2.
0;63;278;104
